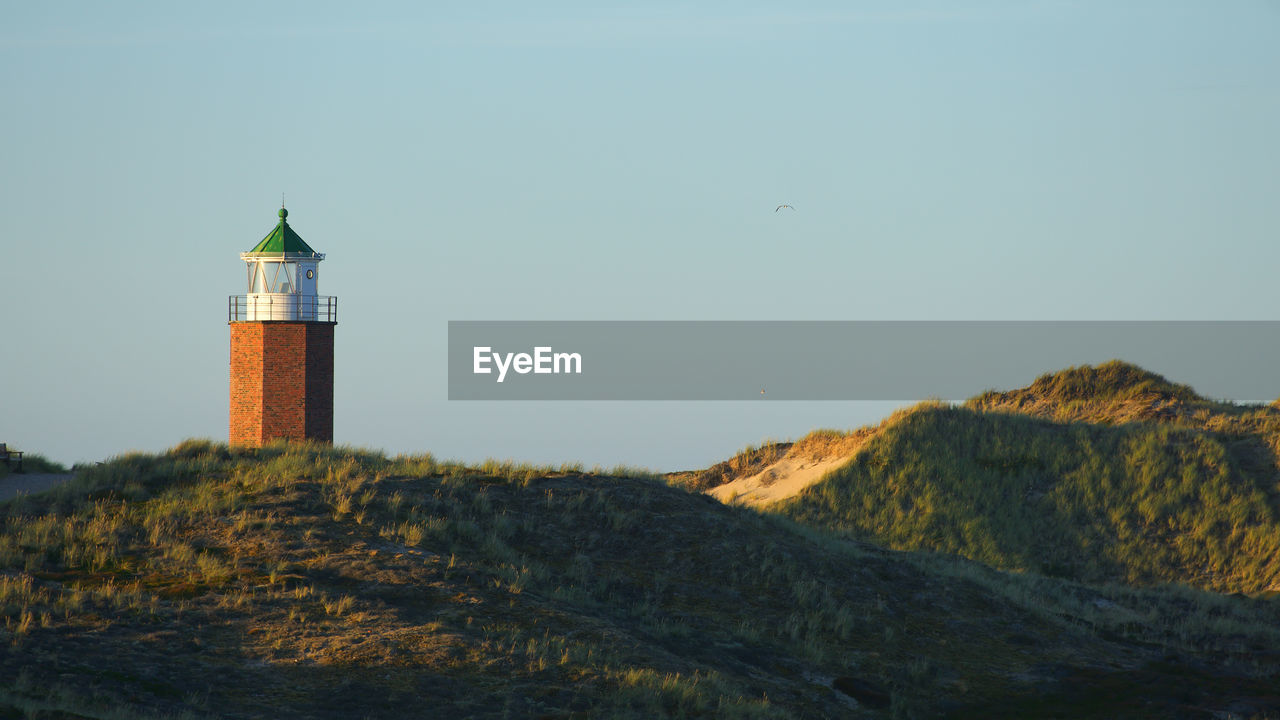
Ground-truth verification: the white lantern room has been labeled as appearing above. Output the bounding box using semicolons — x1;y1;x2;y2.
230;207;335;322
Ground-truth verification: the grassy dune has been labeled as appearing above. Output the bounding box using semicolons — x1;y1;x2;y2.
2;441;1278;718
779;363;1280;594
967;361;1280;433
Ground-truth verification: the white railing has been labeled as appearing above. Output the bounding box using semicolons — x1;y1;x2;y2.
228;295;337;322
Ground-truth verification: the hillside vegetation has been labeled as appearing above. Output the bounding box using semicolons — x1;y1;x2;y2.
967;361;1280;434
3;441;1279;718
778;362;1280;594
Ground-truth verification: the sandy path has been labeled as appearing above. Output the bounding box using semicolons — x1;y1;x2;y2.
0;473;74;501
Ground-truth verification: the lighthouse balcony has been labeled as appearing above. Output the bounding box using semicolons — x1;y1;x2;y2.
229;294;337;323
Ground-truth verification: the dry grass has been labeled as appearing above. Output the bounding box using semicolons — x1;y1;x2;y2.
655;362;1280;595
0;431;1276;718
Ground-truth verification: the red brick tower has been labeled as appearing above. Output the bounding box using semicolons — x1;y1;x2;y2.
228;207;337;446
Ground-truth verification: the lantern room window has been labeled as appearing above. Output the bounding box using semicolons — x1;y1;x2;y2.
248;261;300;294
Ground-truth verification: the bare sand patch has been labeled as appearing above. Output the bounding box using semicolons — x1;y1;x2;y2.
700;405;932;508
708;453;856;507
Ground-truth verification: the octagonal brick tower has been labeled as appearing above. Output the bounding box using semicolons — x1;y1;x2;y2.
228;207;337;446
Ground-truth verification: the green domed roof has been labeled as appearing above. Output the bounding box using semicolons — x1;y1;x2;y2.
246;207;319;256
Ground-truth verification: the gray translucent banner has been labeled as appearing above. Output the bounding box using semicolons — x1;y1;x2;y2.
448;321;1280;401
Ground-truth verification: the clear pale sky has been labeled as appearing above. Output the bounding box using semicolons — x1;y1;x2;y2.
3;2;1278;469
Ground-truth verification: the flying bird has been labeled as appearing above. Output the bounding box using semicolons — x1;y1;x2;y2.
775;204;795;212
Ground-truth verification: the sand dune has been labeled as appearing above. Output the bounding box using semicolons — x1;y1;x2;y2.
707;453;857;506
698;411;918;508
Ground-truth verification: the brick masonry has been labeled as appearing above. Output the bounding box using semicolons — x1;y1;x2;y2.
230;322;334;446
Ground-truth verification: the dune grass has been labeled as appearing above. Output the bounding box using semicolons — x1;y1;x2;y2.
0;441;850;717
777;364;1280;594
3;440;1276;717
968;360;1280;434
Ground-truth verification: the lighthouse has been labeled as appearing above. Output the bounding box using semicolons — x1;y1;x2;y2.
228;207;337;446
